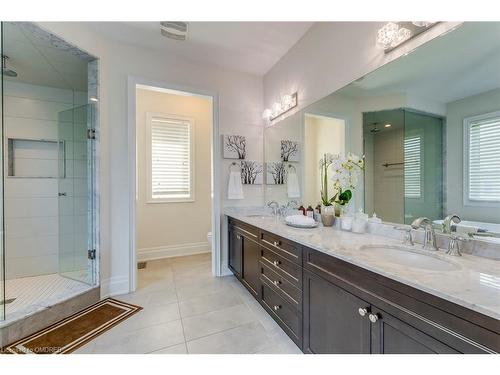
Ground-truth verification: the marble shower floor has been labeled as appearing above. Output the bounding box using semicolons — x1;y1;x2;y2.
74;253;302;354
1;273;92;326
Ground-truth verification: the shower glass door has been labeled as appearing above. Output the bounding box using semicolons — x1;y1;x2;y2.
57;103;96;285
0;22;5;321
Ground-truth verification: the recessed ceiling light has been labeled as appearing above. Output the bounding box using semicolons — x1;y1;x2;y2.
160;22;188;41
384;123;392;128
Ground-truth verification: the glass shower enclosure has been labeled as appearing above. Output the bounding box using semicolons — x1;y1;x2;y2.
58;104;97;285
1;22;5;321
363;108;444;225
0;21;98;323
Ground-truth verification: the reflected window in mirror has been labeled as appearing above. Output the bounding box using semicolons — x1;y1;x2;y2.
464;111;500;206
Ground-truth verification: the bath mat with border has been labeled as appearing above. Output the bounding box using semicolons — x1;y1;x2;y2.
1;298;142;354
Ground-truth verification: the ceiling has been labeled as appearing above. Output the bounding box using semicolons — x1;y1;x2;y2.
88;22;314;75
2;22;90;91
338;22;500;104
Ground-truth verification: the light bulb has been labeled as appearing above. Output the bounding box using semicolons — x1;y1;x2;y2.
272;102;282;117
281;94;293;109
262;108;272;120
376;22;399;49
412;21;432;27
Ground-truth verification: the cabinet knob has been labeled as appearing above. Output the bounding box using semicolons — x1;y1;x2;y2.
273;260;281;266
368;313;379;323
273;305;281;311
358;307;369;317
273;280;281;286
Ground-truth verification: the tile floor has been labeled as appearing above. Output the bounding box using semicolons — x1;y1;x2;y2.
2;274;91;326
74;253;302;354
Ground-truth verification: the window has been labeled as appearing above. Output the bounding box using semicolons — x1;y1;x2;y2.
146;113;194;203
464;111;500;205
404;135;422;198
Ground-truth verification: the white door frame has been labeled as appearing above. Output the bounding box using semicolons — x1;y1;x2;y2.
127;75;221;292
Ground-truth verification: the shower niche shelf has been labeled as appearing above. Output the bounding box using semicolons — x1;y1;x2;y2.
7;137;65;179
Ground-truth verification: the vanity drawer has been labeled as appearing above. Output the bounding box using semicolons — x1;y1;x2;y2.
260;231;301;264
260;246;302;288
260;261;302;310
229;218;259;240
261;284;302;346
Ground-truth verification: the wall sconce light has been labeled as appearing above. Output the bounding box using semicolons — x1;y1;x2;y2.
263;92;298;122
377;22;437;52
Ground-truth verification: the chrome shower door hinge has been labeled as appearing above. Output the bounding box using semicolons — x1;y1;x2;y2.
87;128;96;140
88;249;96;260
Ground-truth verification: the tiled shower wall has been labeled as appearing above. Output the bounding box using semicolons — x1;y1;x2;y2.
3;81;87;279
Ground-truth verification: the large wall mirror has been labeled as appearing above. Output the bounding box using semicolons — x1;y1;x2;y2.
263;22;500;238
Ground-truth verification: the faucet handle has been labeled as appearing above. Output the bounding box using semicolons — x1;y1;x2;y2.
446;234;468;257
394;226;414;246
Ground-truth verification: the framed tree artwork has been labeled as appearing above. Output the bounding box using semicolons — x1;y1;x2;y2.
240;161;263;185
280;140;299;162
223;135;246;159
266;161;286;185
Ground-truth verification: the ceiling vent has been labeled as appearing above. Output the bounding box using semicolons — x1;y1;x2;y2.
160;22;188;41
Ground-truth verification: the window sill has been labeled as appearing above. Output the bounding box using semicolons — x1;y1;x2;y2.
147;198;195;204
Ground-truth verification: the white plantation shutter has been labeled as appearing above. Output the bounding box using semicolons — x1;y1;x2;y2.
148;114;194;201
404;135;422;198
467;113;500;202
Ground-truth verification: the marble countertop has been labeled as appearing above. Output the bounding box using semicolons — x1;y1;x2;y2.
225;207;500;321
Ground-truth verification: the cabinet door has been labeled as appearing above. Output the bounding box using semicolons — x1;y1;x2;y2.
303;270;371;354
370;307;459;354
228;227;242;277
241;236;260;297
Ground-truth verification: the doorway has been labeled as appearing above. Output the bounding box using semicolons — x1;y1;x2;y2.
303;113;346;205
128;78;220;292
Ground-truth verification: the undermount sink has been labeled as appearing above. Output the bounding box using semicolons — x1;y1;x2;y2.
360;245;460;271
246;214;272;218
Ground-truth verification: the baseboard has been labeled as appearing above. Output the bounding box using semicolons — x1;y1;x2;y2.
100;275;129;298
137;242;210;262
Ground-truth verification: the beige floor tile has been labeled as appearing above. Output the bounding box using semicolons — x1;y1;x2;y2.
150;343;188;354
108;301;180;333
75;253;299;354
178;288;245;318
182;303;257;341
91;320;185;354
186;321;276;354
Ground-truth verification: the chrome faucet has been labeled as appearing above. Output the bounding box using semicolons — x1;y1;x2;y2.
442;214;461;234
411;217;438;251
267;201;280;216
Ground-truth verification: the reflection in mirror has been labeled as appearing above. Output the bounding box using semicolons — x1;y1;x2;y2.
303;114;345;205
264;22;500;238
363;109;444;225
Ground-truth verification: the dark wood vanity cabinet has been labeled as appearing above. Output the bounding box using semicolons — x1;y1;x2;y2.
228;219;260;297
302;269;371;353
302;269;459;354
228;224;242;277
227;216;500;354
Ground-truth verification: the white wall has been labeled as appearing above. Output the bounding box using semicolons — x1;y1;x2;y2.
37;22;264;295
135;88;212;260
3;81;86;279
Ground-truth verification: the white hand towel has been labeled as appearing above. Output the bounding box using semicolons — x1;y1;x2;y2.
227;170;244;200
287;170;300;198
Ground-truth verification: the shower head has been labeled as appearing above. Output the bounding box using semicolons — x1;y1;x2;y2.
370;122;380;133
2;55;18;77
